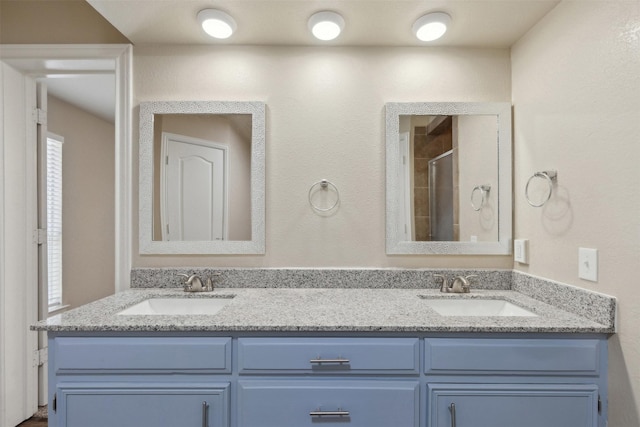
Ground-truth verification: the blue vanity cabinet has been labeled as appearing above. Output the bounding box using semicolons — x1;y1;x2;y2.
47;334;608;427
424;337;607;427
48;336;232;427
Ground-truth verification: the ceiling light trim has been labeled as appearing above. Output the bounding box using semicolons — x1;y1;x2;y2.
197;9;237;39
308;11;345;41
413;12;451;42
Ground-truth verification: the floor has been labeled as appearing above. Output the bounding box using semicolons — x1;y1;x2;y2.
17;417;47;427
17;406;47;427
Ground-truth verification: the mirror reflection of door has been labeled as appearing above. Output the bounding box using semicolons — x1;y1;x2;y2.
151;113;252;243
160;133;228;241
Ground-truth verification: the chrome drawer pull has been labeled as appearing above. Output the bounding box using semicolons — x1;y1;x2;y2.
202;401;208;427
310;408;350;417
309;357;350;364
449;402;456;427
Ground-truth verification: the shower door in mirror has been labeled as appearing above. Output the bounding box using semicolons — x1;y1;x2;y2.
429;151;454;242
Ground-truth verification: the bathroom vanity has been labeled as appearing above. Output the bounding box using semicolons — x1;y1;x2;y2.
37;285;614;427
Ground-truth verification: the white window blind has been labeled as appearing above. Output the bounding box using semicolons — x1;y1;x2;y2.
47;136;63;310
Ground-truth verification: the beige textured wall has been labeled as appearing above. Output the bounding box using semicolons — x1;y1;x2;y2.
511;1;640;425
0;0;129;44
47;96;115;310
133;45;513;268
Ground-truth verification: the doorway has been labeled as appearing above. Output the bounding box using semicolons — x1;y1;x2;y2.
0;44;131;426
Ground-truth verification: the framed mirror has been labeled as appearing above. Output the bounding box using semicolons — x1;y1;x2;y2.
385;102;512;255
139;101;265;254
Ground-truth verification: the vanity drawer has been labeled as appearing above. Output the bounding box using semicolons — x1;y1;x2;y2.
237;337;419;374
425;338;601;375
238;380;419;427
53;337;232;373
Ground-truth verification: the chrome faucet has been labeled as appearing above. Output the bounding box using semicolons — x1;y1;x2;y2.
434;274;478;293
177;273;215;292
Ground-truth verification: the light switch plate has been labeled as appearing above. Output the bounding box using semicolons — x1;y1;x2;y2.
579;247;598;282
514;239;528;264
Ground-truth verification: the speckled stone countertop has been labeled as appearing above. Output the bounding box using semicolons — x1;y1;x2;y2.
34;287;614;334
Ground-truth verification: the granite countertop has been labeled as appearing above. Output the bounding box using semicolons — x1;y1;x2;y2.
34;287;613;334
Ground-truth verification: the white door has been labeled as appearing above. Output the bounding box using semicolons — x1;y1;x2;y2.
161;133;227;241
0;62;39;426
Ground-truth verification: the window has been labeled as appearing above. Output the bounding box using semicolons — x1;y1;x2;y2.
47;135;63;311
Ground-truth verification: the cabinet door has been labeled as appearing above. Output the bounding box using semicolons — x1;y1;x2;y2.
238;380;419;427
428;383;599;427
55;383;230;427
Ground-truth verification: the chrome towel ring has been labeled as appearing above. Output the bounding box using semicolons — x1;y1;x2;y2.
470;184;491;211
308;179;340;212
525;170;557;207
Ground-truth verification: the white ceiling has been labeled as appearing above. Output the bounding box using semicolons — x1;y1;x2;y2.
87;0;560;47
43;1;561;121
46;74;115;123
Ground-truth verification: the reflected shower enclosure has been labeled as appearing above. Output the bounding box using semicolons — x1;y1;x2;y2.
386;102;512;255
398;113;500;243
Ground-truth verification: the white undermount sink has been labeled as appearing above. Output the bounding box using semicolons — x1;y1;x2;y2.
117;297;233;316
421;298;537;317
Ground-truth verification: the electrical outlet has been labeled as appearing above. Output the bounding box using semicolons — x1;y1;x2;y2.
579;248;598;282
514;239;528;264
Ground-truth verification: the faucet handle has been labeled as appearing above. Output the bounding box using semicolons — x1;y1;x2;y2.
178;273;205;292
204;271;222;292
434;274;450;292
434;274;447;284
459;274;478;293
177;273;191;291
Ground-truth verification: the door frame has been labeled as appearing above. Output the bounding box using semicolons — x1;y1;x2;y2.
0;43;133;292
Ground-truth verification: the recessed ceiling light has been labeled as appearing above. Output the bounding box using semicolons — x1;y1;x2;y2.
197;9;237;39
412;12;451;42
308;11;345;41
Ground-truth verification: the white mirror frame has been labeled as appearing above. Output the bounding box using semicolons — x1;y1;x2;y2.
385;102;512;255
139;101;265;254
